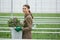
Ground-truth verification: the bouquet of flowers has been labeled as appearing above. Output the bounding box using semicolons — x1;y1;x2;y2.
8;17;23;32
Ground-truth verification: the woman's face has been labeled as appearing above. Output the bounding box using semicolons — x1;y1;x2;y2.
23;6;29;14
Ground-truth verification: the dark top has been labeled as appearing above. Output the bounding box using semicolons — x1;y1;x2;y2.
22;14;33;39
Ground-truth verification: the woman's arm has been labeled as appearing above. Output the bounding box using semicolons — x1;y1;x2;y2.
23;15;32;31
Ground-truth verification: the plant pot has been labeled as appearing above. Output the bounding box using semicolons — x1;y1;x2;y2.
10;27;22;39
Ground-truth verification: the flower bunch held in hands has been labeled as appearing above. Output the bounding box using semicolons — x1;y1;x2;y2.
8;17;23;32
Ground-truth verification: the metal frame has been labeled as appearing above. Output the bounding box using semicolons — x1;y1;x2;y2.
11;0;13;18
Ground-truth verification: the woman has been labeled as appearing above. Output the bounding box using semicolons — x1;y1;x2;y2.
22;4;33;39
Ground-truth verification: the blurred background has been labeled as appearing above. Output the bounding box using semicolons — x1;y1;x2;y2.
0;0;60;40
0;0;60;13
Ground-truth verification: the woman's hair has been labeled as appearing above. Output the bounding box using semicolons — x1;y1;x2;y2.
23;4;33;19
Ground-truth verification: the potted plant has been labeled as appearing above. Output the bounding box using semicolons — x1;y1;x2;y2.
8;17;23;39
